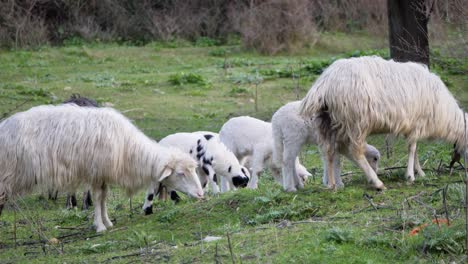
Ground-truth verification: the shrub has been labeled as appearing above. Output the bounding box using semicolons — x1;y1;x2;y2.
168;72;208;86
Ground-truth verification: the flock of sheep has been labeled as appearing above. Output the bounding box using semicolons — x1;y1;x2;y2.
0;56;466;233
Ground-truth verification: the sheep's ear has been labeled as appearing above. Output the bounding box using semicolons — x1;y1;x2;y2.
159;167;173;182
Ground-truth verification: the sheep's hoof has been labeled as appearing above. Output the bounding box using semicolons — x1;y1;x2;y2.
95;225;107;233
327;184;337;191
104;220;113;228
284;187;297;192
405;176;415;184
371;180;386;191
417;170;426;177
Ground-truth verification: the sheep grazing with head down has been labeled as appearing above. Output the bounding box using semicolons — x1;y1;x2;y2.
219;116;311;190
299;56;468;190
142;131;249;214
271;101;381;192
0;104;203;232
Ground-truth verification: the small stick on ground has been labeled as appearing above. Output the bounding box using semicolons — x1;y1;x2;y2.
226;232;235;264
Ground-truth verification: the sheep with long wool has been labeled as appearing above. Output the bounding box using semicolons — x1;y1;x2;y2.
299;56;468;190
0;104;204;232
219;116;311;190
272;101;381;192
142;131;250;214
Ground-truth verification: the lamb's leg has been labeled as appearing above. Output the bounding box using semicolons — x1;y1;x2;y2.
100;184;113;228
92;185;106;232
349;144;385;190
142;183;156;215
247;151;264;189
207;167;220;194
405;141;417;183
414;150;425;177
282;140;303;192
220;176;230;193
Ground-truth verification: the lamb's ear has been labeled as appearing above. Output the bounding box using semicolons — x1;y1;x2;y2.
159;167;173;182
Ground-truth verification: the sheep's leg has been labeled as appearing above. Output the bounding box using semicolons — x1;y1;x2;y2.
100;184;113;228
220;176;230;193
322;151;344;188
321;132;338;190
405;141;417;183
66;193;76;210
92;185;106;232
207;167;220;194
142;183;156;215
414;151;426;177
282;140;303;192
247;151;264;189
82;190;92;210
349;144;385;190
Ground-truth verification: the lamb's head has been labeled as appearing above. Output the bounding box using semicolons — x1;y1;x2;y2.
364;144;381;173
211;146;250;188
295;161;312;183
159;148;204;199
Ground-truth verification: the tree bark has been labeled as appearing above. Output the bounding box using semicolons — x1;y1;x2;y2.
387;0;431;66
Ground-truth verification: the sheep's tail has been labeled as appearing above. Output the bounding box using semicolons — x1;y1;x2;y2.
272;124;284;167
298;79;334;145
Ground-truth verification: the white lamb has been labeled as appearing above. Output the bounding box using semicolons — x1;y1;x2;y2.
0;104;203;232
300;56;468;190
219;116;311;190
142;131;250;214
271;101;381;192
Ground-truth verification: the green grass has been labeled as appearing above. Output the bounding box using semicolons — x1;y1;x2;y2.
0;32;467;263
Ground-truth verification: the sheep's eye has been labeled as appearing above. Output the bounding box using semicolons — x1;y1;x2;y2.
374;157;378;161
228;166;232;173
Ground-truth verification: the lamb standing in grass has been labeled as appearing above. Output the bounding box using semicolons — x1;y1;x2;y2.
299;56;468;190
219;116;311;190
0;105;204;232
142;131;250;214
272;101;381;192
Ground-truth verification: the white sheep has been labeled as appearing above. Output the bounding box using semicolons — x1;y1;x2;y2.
299;56;468;190
219;116;311;190
142;131;250;214
271;101;381;192
0;104;203;232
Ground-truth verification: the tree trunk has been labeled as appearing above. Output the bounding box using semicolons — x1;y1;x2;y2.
387;0;431;66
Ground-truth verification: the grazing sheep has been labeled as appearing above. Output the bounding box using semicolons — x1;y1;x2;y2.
271;101;381;191
142;131;249;215
299;56;468;190
0;104;203;232
219;116;311;190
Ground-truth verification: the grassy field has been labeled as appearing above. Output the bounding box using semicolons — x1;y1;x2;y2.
0;33;467;263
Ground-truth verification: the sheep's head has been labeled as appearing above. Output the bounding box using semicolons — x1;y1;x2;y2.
212;147;249;188
159;149;204;199
364;144;381;173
